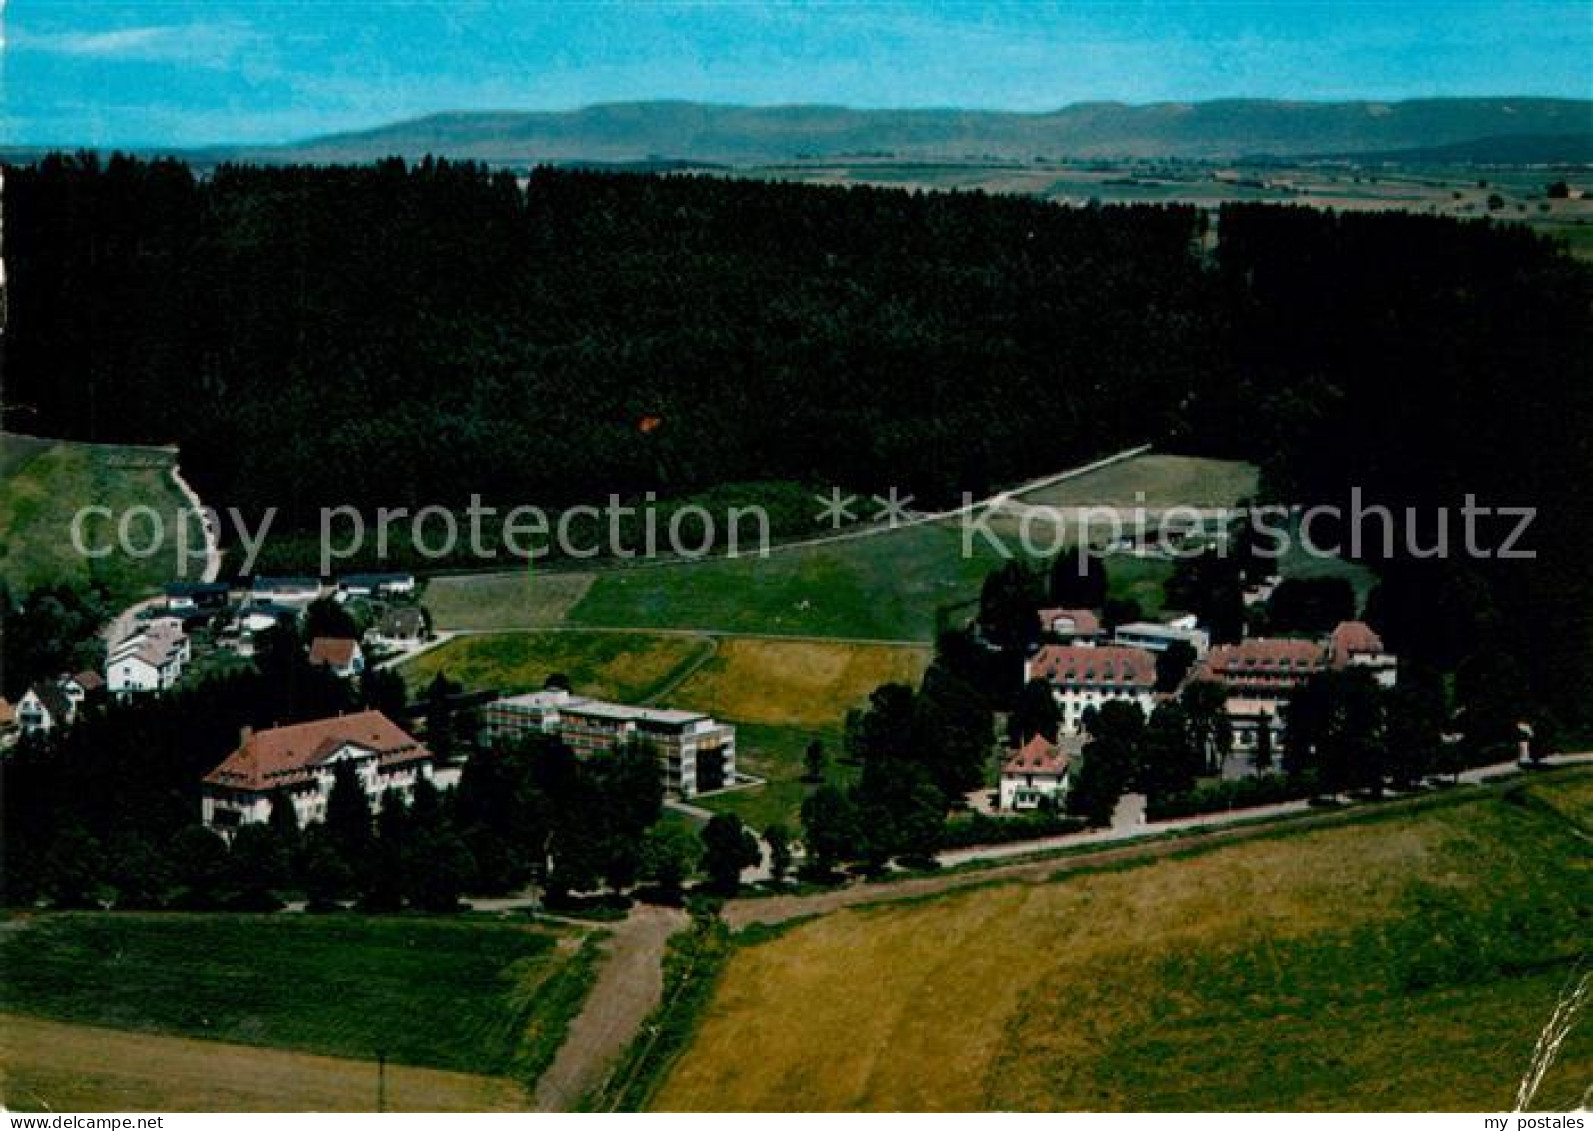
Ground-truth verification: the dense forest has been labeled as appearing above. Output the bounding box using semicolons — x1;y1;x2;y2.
4;154;1590;732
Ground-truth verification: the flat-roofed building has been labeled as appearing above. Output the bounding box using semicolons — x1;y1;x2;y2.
481;689;736;798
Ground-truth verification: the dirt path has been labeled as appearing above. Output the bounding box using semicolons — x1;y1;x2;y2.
532;903;689;1112
169;461;222;583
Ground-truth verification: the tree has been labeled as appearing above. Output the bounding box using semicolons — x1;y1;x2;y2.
764;822;793;883
1180;680;1233;774
168;825;232;910
1384;664;1445;787
1009;678;1062;744
1266;578;1355;635
359;667;408;718
301;828;354;910
1139;702;1200;801
640;821;700;897
1067;701;1145;827
1283;669;1386;796
1252;718;1275;773
700;813;760;895
800;785;859;877
304;596;360;641
106;833;170;910
1546;180;1571;199
1101;598;1141;632
325;759;374;880
803;739;828;783
42;827;106;909
1048;550;1107;609
1155;640;1197;692
229;822;289;911
978;561;1042;651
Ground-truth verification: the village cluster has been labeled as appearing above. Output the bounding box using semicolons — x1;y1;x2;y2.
3;561;1402;850
997;604;1396;811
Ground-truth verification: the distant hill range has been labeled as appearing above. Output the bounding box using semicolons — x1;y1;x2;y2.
226;98;1592;167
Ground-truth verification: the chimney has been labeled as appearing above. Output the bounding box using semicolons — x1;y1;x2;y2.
239;725;253;746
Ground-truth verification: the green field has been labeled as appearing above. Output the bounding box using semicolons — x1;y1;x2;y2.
0;433;196;603
422;453;1273;641
655;774;1593;1111
423;571;596;631
0;913;598;1088
1011;454;1259;510
567;521;996;641
400;630;714;701
695;722;851;833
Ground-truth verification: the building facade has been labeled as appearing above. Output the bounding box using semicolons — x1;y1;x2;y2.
481;690;737;798
1025;644;1158;734
201;710;433;836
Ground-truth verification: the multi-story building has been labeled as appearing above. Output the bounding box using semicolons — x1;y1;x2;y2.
481;689;737;798
998;733;1072;810
200;710;433;837
1112;615;1211;657
1025;644;1157;734
107;622;190;694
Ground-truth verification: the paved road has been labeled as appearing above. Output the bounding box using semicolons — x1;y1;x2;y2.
727;752;1593;928
533;903;688;1112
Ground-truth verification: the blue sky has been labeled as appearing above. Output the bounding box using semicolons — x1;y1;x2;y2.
7;1;1592;147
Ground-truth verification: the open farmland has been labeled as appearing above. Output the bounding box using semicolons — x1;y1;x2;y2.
653;775;1593;1111
0;433;196;604
419;453;1284;642
1009;454;1260;510
424;571;596;631
0;1014;527;1113
399;630;713;701
668;638;931;727
0;913;598;1102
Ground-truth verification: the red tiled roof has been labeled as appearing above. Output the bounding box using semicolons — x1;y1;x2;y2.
1028;644;1156;689
0;699;14;727
203;710;428;792
1194;638;1326;686
1002;733;1071;776
308;637;359;668
1329;620;1384;668
71;670;105;692
1037;608;1102;636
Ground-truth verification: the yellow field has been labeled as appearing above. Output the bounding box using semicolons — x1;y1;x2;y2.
654;786;1592;1111
424;570;595;631
400;630;713;702
669;638;932;727
0;1014;526;1113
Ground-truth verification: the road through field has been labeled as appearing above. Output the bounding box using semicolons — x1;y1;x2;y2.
532;903;689;1112
723;754;1593;930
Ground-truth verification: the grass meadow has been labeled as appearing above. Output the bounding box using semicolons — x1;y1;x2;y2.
0;913;598;1092
0;433;195;603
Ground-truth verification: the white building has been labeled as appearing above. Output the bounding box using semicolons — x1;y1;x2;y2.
1025;644;1157;735
250;576;322;608
482;689;737;798
1329;621;1398;688
1036;607;1103;643
999;734;1072;810
1113;615;1211;657
107;623;190;694
336;572;416;599
201;710;434;836
16;684;74;734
